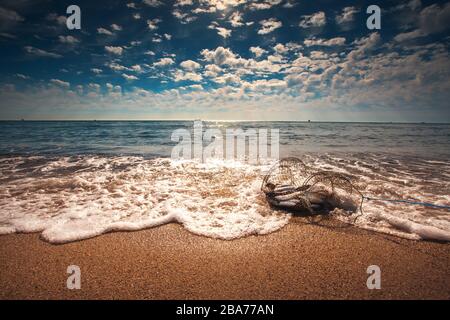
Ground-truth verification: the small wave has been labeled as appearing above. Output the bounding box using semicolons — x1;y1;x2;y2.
0;156;289;243
0;154;449;243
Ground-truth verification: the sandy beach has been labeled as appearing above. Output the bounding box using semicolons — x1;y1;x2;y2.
1;216;449;300
1;0;450;303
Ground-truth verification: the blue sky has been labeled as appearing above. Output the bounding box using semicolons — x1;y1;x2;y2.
0;0;449;121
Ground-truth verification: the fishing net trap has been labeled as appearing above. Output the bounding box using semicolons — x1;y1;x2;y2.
261;157;364;217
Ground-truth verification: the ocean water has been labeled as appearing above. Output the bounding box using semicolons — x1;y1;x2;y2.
0;121;449;243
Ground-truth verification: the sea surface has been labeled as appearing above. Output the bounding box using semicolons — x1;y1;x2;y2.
0;121;449;243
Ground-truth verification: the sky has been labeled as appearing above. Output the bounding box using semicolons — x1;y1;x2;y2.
0;0;449;121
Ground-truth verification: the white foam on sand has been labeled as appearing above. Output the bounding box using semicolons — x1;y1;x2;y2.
0;154;449;243
0;156;290;243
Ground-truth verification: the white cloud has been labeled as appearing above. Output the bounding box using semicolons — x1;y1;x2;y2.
131;65;143;72
201;46;237;66
274;42;302;54
46;13;66;26
188;84;204;90
394;29;424;42
250;46;266;58
133;13;141;19
58;35;79;44
299;11;326;28
212;73;241;85
248;0;282;11
310;51;328;60
243;78;286;91
216;27;232;38
200;46;287;75
174;70;203;82
267;54;283;63
106;62;130;71
274;43;288;54
91;68;103;74
209;22;232;38
201;46;288;76
147;18;162;30
154;57;175;67
175;0;193;6
122;74;139;81
258;18;282;34
347;32;380;62
88;83;101;92
111;24;122;31
0;32;16;39
5;38;450;122
143;0;164;7
172;9;197;24
104;46;124;55
304;37;346;47
97;27;113;35
229;11;244;27
204;64;222;77
106;83;122;92
335;7;359;24
180;60;201;71
24;46;62;58
390;0;422;12
50;79;70;88
195;0;246;12
15;73;30;79
282;1;296;8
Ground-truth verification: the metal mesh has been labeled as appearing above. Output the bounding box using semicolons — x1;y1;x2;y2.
262;158;363;215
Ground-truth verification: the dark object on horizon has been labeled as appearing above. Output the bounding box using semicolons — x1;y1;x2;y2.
21;118;25;121
308;120;311;123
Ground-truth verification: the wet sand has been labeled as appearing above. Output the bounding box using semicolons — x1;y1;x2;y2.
0;217;449;300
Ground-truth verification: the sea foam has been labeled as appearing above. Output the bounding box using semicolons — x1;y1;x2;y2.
0;156;290;243
0;154;449;243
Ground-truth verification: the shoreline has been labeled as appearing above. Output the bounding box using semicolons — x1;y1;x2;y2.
1;217;449;300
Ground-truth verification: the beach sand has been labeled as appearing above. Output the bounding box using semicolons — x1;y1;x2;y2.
0;217;449;300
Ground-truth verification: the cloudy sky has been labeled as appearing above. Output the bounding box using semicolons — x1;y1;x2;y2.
0;0;449;121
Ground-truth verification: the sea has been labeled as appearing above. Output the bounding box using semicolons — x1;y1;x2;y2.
0;120;449;243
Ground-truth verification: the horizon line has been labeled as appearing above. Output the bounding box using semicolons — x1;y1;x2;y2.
0;119;449;124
